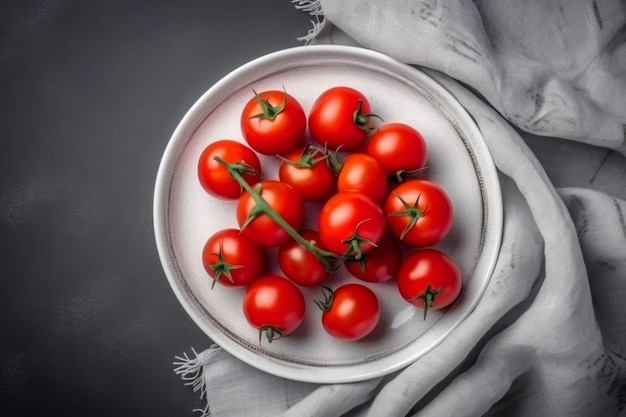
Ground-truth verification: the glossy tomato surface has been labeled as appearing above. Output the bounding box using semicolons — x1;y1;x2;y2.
337;153;388;204
243;275;306;343
308;86;374;152
240;89;306;155
197;140;261;199
397;249;462;318
344;232;402;283
236;180;305;247
319;284;380;341
202;228;266;288
384;179;453;247
277;229;330;287
365;122;428;180
278;145;336;202
318;191;386;258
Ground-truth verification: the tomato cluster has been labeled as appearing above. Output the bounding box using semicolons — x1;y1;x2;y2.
197;86;462;344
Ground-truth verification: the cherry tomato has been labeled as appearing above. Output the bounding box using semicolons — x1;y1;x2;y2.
240;89;306;155
236;180;305;247
197;140;261;199
384;179;453;247
308;86;376;151
316;284;380;341
344;232;403;283
202;228;265;288
318;191;386;258
277;229;331;287
243;275;306;343
278;145;336;202
396;249;462;319
337;153;388;204
365;122;428;181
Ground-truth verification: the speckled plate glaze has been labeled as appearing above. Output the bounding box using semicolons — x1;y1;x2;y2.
154;45;502;383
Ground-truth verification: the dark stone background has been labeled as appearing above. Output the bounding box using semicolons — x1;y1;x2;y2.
0;2;311;415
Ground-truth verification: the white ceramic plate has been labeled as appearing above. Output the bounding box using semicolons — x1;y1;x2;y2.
154;45;502;383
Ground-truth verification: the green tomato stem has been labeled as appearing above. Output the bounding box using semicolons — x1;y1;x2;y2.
213;155;341;272
313;285;334;312
412;282;444;320
207;241;244;289
248;88;286;121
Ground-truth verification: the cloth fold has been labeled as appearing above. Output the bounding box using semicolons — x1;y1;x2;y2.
176;1;626;415
315;0;626;150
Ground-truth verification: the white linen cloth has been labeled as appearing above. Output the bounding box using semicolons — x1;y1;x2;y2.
175;1;626;415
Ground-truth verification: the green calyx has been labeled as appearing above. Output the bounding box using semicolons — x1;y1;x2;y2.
387;192;428;240
352;99;382;135
341;218;378;261
323;143;344;175
348;256;368;275
207;242;243;289
393;166;429;183
259;326;285;344
248;88;286;121
410;282;444;320
313;285;334;312
279;144;329;169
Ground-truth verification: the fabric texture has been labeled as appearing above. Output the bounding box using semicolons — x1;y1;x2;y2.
176;1;626;415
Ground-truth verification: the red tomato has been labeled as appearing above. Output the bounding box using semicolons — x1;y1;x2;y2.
365;122;428;180
277;229;330;287
243;275;306;343
240;89;306;155
278;145;336;202
236;180;305;247
344;232;403;283
197;140;261;199
316;284;380;341
318;191;386;258
337;153;388;204
308;86;375;151
384;179;453;247
202;229;265;288
396;249;462;319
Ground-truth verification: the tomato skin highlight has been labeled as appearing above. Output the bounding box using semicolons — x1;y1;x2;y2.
320;284;380;341
337;153;388;204
197;140;261;200
384;179;454;247
397;249;462;316
317;191;386;257
240;90;306;155
308;86;373;152
236;180;305;248
200;86;465;345
202;228;266;288
243;275;306;342
344;232;403;283
278;146;336;202
277;229;330;287
365;122;428;178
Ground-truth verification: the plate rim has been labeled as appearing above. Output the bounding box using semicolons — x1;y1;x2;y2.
153;44;503;383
